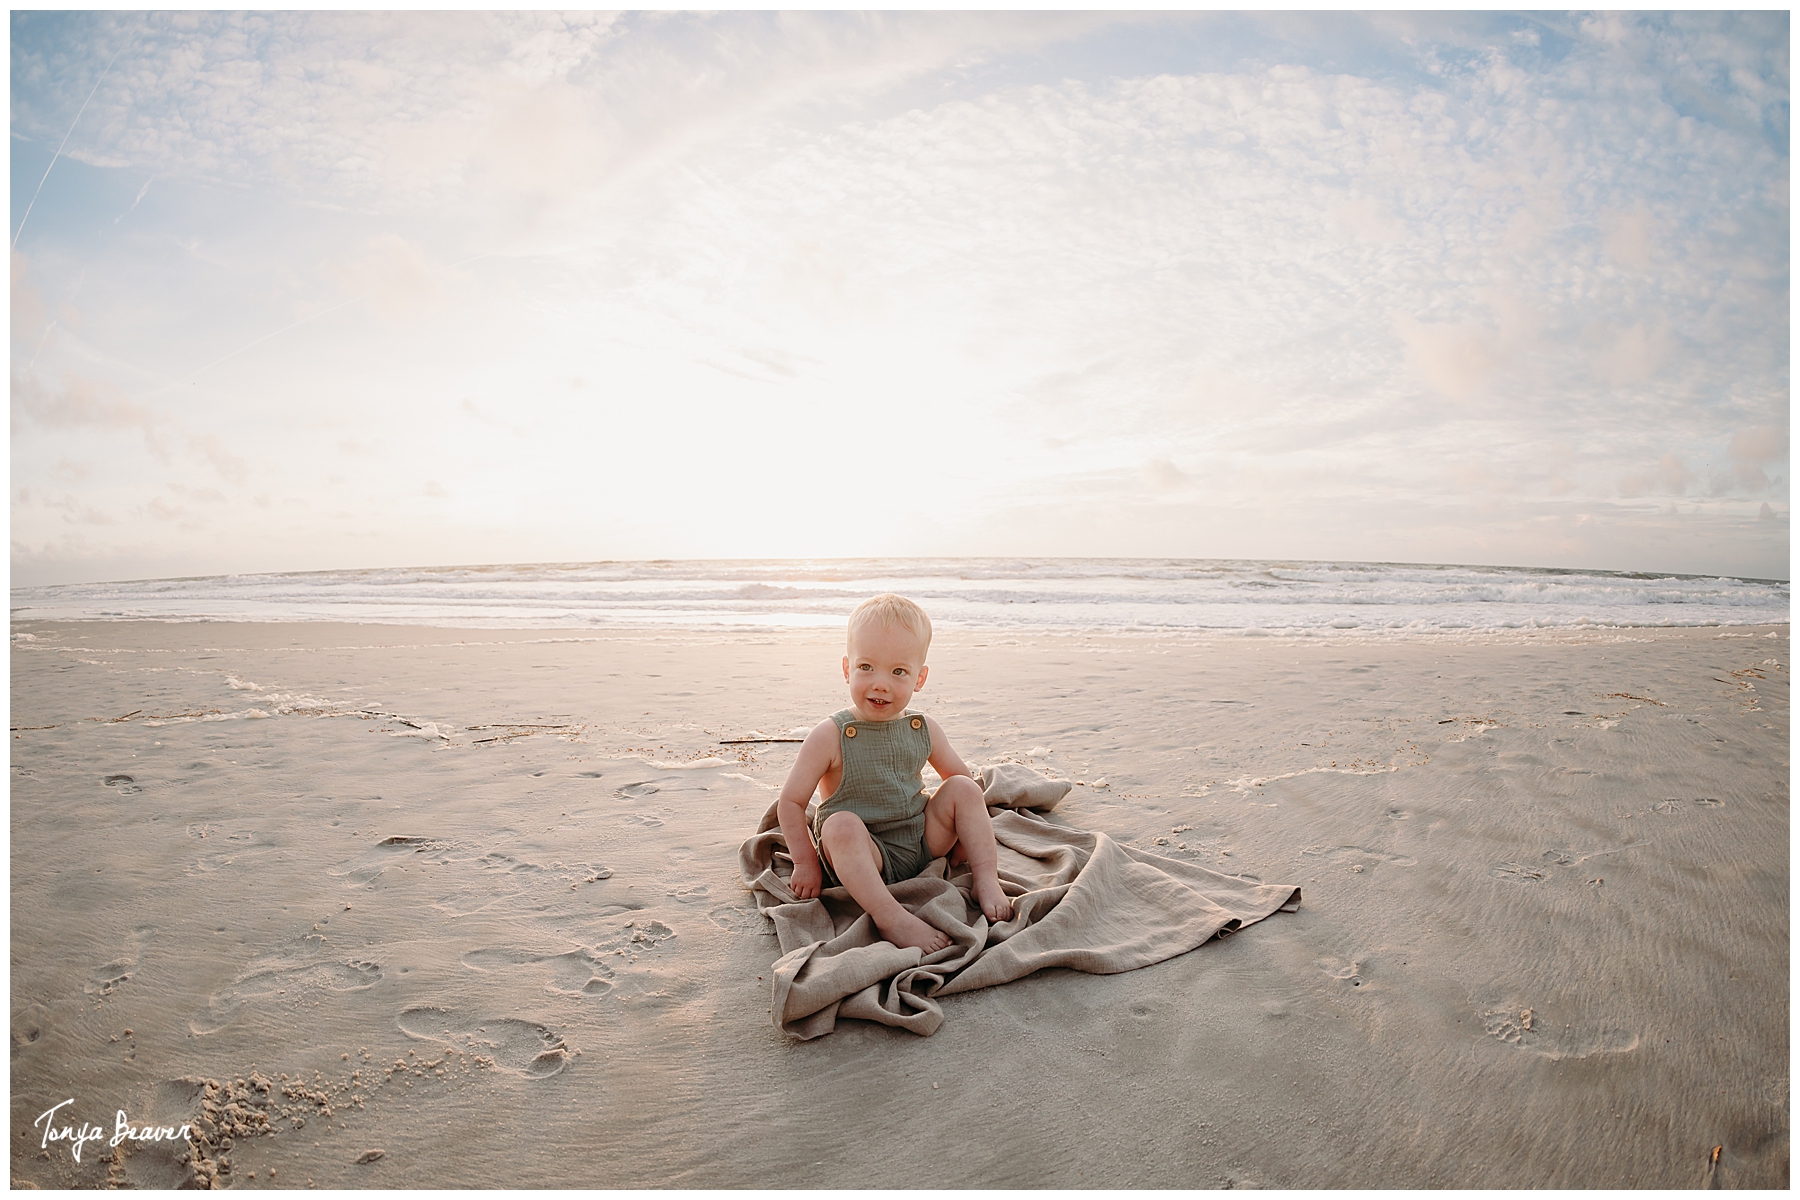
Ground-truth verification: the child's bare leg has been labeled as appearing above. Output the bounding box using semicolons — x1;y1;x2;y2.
817;812;950;954
926;776;1014;922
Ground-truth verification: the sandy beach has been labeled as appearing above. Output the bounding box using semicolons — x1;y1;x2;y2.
9;619;1788;1188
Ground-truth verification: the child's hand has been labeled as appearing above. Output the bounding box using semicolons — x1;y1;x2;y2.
775;718;840;902
790;857;823;899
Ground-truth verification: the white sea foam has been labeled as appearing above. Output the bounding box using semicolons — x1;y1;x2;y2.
140;707;272;726
9;558;1788;637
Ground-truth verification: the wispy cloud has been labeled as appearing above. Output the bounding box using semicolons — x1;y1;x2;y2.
9;11;1788;584
12;367;171;457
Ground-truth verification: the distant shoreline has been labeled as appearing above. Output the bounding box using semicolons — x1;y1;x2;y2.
10;553;1795;592
11;557;1788;637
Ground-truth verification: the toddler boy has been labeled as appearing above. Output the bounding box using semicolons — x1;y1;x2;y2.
777;593;1014;953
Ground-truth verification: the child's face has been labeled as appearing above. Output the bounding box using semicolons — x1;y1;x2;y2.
842;620;929;721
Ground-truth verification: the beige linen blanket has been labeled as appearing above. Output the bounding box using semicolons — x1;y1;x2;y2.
739;766;1302;1039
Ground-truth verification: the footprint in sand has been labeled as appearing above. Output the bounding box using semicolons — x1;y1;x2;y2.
432;859;615;913
1480;1005;1638;1059
191;959;381;1034
1489;861;1548;884
1653;799;1683;814
396;1007;568;1078
1541;845;1643;872
472;853;612;884
555;861;613;883
707;905;774;935
461;947;615;996
598;919;677;949
86;958;135;996
328;835;457;885
1315;956;1368;987
665;885;710;904
476;851;544;876
85;928;153;997
587;920;694;1007
605;974;697;1010
616;782;659;799
1482;1006;1535;1044
102;773;143;796
1301;845;1417;873
588;900;649;919
1695;797;1725;808
187;831;271;875
622;813;664;828
431;891;519;919
110;1080;224;1189
12;1003;50;1059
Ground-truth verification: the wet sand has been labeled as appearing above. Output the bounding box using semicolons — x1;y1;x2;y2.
9;620;1789;1188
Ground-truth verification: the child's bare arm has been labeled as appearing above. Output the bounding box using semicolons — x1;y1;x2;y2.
775;719;840;899
922;715;974;783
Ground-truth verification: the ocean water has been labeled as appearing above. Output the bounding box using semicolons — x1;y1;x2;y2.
8;558;1789;636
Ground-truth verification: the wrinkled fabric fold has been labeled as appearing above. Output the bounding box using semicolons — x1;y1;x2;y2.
741;797;1301;1039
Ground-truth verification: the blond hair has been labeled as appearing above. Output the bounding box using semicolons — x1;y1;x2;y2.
847;593;933;656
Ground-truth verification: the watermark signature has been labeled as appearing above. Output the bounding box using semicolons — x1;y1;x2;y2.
33;1098;191;1164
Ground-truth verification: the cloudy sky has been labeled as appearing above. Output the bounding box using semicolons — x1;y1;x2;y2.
10;10;1790;586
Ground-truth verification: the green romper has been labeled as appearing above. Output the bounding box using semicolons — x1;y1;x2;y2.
811;707;934;886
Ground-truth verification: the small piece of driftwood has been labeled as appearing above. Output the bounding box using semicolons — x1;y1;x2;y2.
718;737;804;744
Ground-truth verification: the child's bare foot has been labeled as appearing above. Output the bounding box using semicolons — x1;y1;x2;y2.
875;907;951;954
973;875;1014;923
